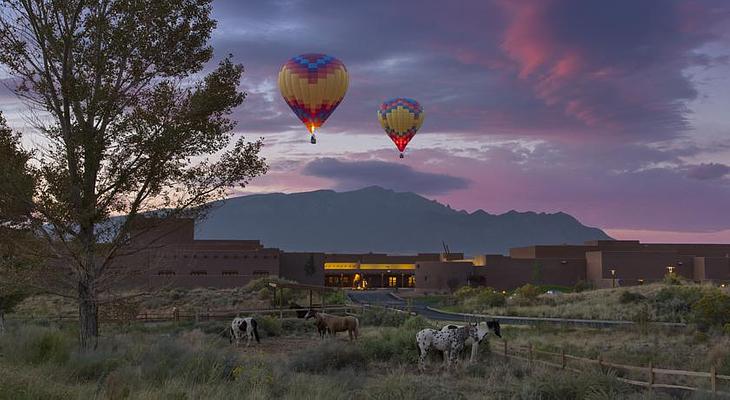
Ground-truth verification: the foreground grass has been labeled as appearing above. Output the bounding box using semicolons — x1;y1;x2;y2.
5;316;704;400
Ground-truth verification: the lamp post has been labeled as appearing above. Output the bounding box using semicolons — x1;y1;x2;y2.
610;269;616;288
667;265;675;275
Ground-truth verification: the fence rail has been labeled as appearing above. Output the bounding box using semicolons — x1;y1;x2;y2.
498;341;729;396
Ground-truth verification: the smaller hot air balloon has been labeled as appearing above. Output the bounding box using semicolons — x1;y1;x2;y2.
278;54;349;144
377;98;424;158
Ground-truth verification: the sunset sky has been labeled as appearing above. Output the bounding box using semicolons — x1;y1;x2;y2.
3;0;730;242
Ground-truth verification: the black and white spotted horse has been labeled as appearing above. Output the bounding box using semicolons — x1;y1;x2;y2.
416;324;480;371
229;317;261;347
441;320;501;363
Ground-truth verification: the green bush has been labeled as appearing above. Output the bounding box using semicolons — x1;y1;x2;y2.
663;272;683;285
619;291;646;304
653;286;705;322
573;280;594;293
0;326;73;365
514;284;541;304
256;315;282;337
691;291;730;331
358;309;408;327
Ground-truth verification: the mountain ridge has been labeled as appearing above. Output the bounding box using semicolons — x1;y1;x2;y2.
197;186;612;255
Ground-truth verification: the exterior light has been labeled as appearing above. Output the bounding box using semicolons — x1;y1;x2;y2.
667;266;675;274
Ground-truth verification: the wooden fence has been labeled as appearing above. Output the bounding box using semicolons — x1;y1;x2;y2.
499;341;730;396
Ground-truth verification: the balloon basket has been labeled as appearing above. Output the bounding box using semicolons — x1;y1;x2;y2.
310;136;317;144
399;153;404;159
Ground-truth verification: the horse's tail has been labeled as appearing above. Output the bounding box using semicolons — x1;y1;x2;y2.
354;317;360;339
252;319;260;343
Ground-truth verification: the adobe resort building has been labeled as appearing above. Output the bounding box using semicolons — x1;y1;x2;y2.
118;219;730;292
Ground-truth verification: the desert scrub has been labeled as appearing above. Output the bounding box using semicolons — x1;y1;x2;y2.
358;308;409;327
288;340;367;373
0;324;73;365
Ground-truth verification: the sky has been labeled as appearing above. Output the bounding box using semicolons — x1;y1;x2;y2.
4;0;730;242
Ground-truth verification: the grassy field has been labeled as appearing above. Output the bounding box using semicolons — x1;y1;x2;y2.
2;310;729;399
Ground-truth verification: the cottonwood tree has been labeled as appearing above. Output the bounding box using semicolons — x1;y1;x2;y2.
0;112;36;334
0;0;267;349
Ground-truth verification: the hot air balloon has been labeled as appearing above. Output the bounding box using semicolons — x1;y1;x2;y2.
278;54;348;144
377;98;424;158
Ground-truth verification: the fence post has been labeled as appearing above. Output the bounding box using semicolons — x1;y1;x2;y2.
528;343;533;368
561;348;566;369
648;362;654;393
504;340;508;357
597;354;602;369
711;366;717;393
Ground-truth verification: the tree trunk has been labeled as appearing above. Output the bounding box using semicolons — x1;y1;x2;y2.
78;279;98;350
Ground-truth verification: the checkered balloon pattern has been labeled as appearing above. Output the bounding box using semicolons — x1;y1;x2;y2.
278;54;349;136
377;98;424;153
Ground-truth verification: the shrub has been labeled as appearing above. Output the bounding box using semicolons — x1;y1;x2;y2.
256;315;282;337
573;280;594;293
358;309;408;327
619;291;646;304
691;291;730;331
360;327;420;364
0;326;73;365
518;369;632;400
514;284;541;304
288;341;367;373
653;286;705;322
663;272;683;285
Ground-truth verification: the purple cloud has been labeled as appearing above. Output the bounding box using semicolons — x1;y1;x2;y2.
686;163;730;180
302;157;470;195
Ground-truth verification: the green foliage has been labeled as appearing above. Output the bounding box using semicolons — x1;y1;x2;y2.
654;286;705;322
322;290;347;305
358;309;409;327
573;280;594;293
453;286;506;310
256;315;282;337
0;326;73;365
619;291;646;304
514;284;541;304
691;291;730;331
663;271;683;285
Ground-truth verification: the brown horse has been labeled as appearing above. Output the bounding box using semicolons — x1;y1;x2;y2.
304;309;359;340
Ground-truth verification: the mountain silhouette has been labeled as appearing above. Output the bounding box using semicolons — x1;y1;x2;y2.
197;186;612;255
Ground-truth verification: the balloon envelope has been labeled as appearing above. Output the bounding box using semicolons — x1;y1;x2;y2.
278;54;348;140
377;98;424;155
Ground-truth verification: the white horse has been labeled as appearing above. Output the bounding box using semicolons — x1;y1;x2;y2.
416;324;479;371
441;320;501;363
229;317;260;347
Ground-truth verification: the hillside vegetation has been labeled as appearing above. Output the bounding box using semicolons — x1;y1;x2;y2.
441;281;730;329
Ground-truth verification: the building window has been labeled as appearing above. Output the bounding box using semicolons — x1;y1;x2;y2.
158;270;176;276
388;276;397;287
408;276;415;287
253;270;269;276
222;270;239;276
190;271;207;276
223;255;228;259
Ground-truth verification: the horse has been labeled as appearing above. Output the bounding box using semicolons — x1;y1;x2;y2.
304;309;359;340
441;319;501;363
229;317;260;347
416;324;479;371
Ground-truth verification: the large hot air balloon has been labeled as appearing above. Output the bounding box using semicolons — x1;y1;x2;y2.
278;54;348;144
377;98;424;158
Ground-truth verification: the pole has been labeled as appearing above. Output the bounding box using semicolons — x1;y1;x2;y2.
711;366;717;393
504;340;508;357
528;343;533;368
561;348;566;369
648;361;654;393
309;289;313;309
279;288;283;319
